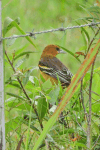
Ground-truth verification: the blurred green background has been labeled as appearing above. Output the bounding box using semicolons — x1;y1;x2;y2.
2;0;99;81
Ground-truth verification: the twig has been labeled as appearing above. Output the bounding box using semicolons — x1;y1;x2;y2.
16;129;27;150
91;90;100;97
74;113;86;134
45;140;51;150
2;22;100;40
84;88;99;101
80;80;88;121
86;27;100;55
5;50;44;130
92;135;100;150
87;60;95;149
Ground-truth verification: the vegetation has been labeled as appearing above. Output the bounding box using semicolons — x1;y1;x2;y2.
2;0;100;149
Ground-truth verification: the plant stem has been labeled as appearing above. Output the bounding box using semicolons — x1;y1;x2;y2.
86;27;100;55
5;50;43;130
87;60;95;149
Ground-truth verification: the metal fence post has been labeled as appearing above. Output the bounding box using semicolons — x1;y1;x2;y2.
0;0;5;149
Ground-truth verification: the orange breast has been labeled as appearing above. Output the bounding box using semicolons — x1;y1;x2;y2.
40;71;58;85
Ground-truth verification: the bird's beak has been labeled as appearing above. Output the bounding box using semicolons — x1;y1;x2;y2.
58;49;66;54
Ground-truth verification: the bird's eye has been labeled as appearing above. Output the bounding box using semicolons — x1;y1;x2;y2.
56;47;60;51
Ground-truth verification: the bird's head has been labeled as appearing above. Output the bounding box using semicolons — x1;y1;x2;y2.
41;45;66;58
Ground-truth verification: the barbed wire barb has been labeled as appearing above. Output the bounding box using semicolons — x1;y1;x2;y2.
2;22;100;40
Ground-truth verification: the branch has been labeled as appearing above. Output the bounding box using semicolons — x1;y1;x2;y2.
86;27;100;55
87;59;95;149
80;80;88;121
5;50;44;130
92;135;100;150
74;113;86;134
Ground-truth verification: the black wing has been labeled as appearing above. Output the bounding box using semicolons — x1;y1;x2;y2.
38;56;73;86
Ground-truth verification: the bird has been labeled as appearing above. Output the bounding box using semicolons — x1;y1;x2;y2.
38;45;73;88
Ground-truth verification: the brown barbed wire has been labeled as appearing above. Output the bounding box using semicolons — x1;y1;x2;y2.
2;21;100;40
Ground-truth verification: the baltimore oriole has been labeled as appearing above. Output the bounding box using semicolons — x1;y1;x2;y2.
38;45;73;87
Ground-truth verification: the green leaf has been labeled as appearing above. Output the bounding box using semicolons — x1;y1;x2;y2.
78;46;87;51
76;21;90;48
81;30;87;46
49;86;60;104
14;51;36;61
37;97;47;120
42;79;52;91
5;97;16;104
6;92;26;101
58;45;81;63
29;76;35;84
6;35;18;47
15;57;26;69
33;77;40;87
81;27;90;44
3;17;36;47
6;83;21;89
3;17;20;36
40;74;46;83
5;79;21;89
92;73;100;100
82;19;95;33
22;70;31;86
15;44;29;55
